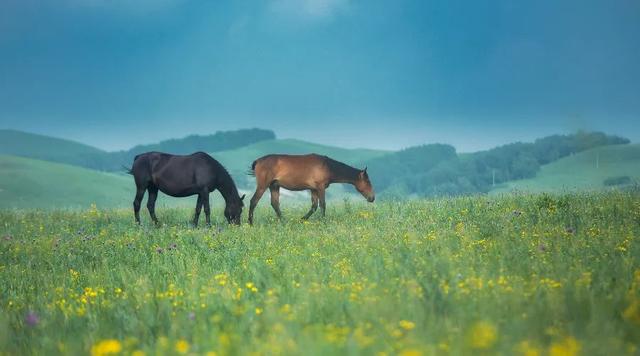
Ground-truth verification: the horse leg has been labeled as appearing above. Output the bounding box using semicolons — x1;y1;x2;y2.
133;186;146;224
248;186;267;225
269;184;282;220
318;188;327;217
147;185;159;226
193;194;204;227
302;190;319;220
203;192;211;227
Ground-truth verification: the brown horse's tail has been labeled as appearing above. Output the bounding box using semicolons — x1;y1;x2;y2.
247;160;257;176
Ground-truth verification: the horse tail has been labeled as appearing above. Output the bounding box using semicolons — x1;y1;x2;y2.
122;165;134;175
247;160;257;176
124;154;143;175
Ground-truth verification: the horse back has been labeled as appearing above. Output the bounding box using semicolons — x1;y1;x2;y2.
252;154;330;189
131;152;221;192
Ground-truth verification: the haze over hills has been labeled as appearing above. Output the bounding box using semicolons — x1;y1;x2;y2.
0;129;110;169
0;128;276;171
0;128;635;209
492;144;640;193
0;154;131;209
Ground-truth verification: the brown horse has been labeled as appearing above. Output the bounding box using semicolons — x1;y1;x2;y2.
248;154;374;224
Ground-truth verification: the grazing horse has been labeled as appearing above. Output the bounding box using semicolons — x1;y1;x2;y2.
248;154;374;224
127;152;245;226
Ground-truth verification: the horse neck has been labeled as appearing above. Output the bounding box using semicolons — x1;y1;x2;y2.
327;159;360;185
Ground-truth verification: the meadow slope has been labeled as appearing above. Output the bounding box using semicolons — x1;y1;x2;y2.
1;192;639;355
492;144;640;194
0;155;132;209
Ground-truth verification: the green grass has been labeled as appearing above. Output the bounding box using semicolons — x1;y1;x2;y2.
492;144;640;194
0;155;133;209
1;192;639;355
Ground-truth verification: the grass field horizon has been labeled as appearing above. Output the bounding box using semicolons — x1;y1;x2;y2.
2;192;639;355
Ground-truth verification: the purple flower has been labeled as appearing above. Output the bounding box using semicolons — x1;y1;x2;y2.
538;243;547;252
565;227;575;234
3;235;11;241
188;312;195;321
25;311;39;327
156;247;164;254
168;243;178;251
512;210;522;217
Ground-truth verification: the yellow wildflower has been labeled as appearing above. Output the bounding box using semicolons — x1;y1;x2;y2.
90;339;122;356
549;336;580;356
399;320;416;330
175;339;190;354
399;349;422;356
468;321;497;350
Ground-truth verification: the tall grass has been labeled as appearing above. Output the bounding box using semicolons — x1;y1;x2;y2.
1;192;639;355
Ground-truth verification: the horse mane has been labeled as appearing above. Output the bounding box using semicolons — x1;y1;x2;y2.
323;156;360;181
209;156;242;204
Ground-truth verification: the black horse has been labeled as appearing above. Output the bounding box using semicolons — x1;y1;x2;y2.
127;152;245;226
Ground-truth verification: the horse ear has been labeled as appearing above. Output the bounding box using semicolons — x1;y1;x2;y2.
363;167;368;174
241;194;246;201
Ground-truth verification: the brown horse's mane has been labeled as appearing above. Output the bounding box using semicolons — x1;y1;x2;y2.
323;155;361;182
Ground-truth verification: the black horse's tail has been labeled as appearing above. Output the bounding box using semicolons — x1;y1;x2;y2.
123;154;143;175
246;160;257;176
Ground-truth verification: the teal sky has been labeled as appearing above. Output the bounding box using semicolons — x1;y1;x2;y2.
0;0;638;152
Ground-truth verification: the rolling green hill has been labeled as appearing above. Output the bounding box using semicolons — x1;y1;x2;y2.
0;129;112;169
0;129;278;171
491;144;640;193
0;155;133;209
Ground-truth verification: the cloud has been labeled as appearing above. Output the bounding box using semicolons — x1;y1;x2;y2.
269;0;350;22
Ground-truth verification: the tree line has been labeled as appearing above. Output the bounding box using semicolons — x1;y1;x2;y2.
364;131;630;198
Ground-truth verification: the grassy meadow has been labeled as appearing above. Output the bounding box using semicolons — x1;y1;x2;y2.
1;192;640;355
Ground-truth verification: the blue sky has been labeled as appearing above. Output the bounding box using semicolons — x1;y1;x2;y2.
0;0;638;152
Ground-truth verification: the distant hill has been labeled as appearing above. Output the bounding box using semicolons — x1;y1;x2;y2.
0;129;113;169
491;144;640;193
0;154;132;209
214;138;389;171
364;131;630;198
0;128;276;171
115;128;276;170
0;130;635;209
